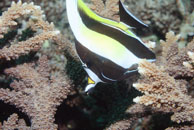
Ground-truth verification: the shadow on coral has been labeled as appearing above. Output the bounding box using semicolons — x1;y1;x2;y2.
0;52;37;73
0;101;30;126
55;100;92;130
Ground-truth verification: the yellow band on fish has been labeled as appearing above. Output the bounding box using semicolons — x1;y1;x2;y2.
88;77;95;84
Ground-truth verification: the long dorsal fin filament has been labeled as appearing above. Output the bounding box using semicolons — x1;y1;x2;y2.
119;0;148;29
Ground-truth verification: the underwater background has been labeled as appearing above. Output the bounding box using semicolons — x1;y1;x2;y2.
0;0;194;129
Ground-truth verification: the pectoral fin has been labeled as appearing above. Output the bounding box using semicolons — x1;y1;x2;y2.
85;77;96;92
119;0;148;29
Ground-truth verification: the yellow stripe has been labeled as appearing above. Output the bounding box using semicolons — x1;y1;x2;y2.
79;24;128;61
77;0;136;38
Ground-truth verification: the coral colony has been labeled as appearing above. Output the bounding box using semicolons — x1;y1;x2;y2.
0;0;193;130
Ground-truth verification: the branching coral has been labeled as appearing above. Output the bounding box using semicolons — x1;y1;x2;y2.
0;0;59;60
105;119;133;130
0;31;59;60
0;1;75;129
0;0;67;26
159;31;194;78
0;56;71;129
133;59;194;123
133;31;194;129
166;125;194;130
0;113;30;130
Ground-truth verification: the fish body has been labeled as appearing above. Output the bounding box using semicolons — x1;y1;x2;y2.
66;0;155;92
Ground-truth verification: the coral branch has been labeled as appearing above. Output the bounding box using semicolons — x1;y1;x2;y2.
133;59;194;123
0;114;30;130
0;0;42;38
0;0;59;61
158;31;194;78
89;0;120;21
105;119;133;130
0;31;59;60
0;56;71;129
166;125;194;130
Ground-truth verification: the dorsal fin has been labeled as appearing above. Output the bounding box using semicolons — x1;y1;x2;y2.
77;0;133;34
119;0;148;29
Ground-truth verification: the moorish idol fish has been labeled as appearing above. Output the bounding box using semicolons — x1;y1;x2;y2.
66;0;156;92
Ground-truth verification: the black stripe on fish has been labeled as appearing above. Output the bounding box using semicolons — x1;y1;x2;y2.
75;40;137;82
119;0;148;29
77;6;156;60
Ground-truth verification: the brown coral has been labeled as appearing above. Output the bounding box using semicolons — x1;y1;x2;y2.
0;113;30;130
89;0;121;21
0;0;59;60
132;31;194;129
0;56;71;129
166;125;194;130
0;1;75;129
133;59;194;123
105;119;133;130
159;31;194;78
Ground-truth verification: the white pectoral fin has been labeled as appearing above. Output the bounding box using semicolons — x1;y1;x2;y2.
85;77;97;92
84;68;101;92
85;84;96;92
